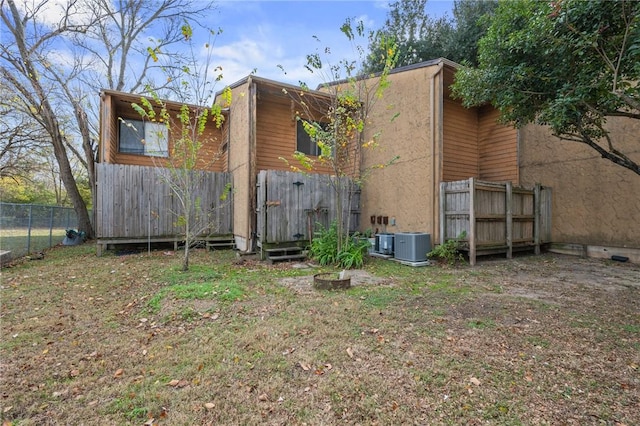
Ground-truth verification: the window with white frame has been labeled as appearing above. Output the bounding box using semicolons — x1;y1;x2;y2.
119;118;168;157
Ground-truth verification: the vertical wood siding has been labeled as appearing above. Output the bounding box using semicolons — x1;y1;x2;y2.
443;98;479;181
478;106;518;182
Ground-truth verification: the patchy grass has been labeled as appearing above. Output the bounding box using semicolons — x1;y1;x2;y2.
1;245;639;425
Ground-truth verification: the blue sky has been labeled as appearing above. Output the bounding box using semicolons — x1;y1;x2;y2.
207;0;454;88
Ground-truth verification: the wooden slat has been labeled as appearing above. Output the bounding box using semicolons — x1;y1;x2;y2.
257;170;360;247
439;178;551;264
95;163;232;240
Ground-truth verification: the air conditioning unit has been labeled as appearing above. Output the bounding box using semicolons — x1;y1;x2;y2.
375;233;394;255
394;232;431;262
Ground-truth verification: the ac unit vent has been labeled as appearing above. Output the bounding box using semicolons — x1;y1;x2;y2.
375;233;395;255
394;233;431;262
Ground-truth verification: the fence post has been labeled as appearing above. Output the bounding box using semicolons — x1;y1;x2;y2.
439;182;446;245
534;183;541;255
506;182;513;259
49;206;55;248
468;178;476;266
27;204;33;254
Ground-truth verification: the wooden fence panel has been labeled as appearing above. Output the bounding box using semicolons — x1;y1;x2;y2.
440;178;551;265
257;170;360;247
95;163;232;242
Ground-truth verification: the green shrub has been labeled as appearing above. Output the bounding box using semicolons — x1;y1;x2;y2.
309;222;339;266
428;231;467;266
309;222;369;269
337;237;370;269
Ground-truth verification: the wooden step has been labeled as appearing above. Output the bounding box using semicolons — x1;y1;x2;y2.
267;253;307;263
206;239;235;250
265;246;306;263
265;246;303;254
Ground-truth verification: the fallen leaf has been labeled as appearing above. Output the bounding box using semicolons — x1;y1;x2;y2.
282;347;296;356
299;362;311;371
346;347;354;358
167;379;180;387
70;369;80;377
470;377;481;386
113;368;124;378
204;402;215;410
258;393;268;401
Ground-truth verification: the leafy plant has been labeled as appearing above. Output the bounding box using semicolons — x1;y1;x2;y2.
309;221;370;269
428;231;467;266
309;222;339;266
337;237;370;269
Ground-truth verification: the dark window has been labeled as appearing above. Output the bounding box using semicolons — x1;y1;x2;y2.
296;120;321;156
119;119;168;157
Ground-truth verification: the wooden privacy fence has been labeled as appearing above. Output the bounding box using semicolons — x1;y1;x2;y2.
95;163;233;254
256;170;360;249
440;178;552;265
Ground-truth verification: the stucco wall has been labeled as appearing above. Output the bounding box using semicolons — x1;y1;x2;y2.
360;65;439;236
519;119;640;249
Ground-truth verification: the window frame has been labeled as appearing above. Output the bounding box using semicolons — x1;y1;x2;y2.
118;117;169;158
296;119;329;157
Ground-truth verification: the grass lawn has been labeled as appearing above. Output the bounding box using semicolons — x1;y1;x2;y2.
1;245;639;425
0;228;66;258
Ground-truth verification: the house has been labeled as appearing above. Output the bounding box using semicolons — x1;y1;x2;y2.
95;90;233;254
97;58;639;263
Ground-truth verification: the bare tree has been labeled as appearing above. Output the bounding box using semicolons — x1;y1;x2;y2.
0;0;216;238
0;101;49;181
1;0;94;233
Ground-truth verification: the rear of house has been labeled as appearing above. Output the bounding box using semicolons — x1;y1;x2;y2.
356;59;520;246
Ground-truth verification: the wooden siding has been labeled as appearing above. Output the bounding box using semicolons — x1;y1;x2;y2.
256;170;360;248
443;98;479;181
100;92;225;172
95;163;232;240
256;95;295;171
256;94;332;174
440;178;551;265
478;106;518;182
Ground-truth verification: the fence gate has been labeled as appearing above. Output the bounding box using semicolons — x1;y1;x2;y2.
256;170;360;251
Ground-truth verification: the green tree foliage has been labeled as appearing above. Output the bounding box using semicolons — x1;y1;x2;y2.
448;0;498;65
452;0;640;176
364;0;497;72
0;177;56;205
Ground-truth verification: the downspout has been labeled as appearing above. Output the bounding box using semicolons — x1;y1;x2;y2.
430;61;444;244
247;77;257;252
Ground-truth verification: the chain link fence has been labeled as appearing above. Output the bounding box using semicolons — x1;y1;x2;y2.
0;202;86;261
